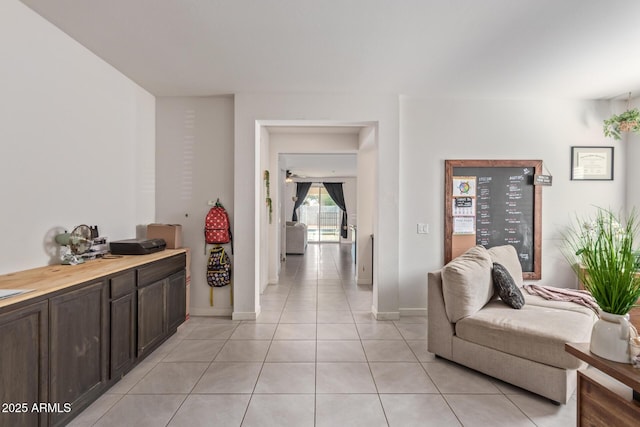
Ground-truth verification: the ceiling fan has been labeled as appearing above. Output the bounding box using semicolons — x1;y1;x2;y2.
285;170;306;182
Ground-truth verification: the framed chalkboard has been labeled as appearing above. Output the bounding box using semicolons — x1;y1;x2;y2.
444;160;542;280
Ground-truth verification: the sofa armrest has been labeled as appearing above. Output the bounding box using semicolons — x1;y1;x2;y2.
428;270;456;359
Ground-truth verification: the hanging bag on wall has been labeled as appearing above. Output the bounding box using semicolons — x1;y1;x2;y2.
204;198;233;254
206;245;231;306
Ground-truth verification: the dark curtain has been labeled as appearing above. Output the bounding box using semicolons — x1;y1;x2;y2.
323;182;348;238
292;182;312;222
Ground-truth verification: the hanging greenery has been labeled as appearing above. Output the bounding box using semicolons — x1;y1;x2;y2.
603;108;640;140
263;170;272;224
603;93;640;140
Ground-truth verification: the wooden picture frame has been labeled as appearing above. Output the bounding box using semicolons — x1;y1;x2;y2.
570;146;614;181
445;159;542;280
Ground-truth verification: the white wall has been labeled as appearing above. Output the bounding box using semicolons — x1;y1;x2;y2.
259;126;271;293
0;0;155;274
234;93;399;320
626;98;640;210
357;127;377;286
279;166;287;268
155;96;234;316
399;97;626;313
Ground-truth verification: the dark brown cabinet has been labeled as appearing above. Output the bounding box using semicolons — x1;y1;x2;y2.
0;251;186;427
49;281;108;427
109;270;136;380
137;255;185;359
137;278;167;358
167;270;186;332
0;300;48;427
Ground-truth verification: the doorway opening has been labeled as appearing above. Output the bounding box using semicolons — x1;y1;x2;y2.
299;184;341;243
254;120;377;320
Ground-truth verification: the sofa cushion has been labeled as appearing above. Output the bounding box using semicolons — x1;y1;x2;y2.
487;245;523;287
492;262;525;309
455;300;593;369
442;245;494;322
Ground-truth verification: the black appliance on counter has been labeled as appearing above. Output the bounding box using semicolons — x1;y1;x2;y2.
109;238;166;255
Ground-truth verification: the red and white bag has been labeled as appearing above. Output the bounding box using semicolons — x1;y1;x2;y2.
204;200;233;253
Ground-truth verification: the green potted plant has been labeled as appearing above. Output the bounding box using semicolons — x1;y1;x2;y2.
603;108;640;140
263;170;272;224
564;208;640;362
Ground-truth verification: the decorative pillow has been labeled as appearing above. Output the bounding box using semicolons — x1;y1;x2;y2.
442;245;494;322
487;245;523;287
492;262;525;309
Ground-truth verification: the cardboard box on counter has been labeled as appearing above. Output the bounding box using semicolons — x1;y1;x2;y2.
147;224;183;249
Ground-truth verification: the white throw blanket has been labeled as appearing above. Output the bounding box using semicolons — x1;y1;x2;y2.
522;284;600;314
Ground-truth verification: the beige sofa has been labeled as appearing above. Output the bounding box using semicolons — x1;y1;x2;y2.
428;245;596;404
286;221;308;254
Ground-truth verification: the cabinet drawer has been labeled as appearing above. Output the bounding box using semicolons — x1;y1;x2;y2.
137;254;185;288
110;270;136;299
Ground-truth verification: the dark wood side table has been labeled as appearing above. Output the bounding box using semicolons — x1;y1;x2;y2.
565;343;640;426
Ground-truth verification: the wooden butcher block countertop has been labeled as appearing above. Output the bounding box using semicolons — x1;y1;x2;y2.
0;249;186;310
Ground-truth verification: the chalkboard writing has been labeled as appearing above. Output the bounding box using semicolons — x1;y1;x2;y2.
455;166;534;272
444;160;542;280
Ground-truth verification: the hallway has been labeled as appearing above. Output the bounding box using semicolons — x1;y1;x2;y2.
69;243;577;426
264;243;370;317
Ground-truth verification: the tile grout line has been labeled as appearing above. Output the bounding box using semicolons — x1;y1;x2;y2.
166;319;241;426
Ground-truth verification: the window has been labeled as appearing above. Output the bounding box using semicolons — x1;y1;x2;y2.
299;185;340;243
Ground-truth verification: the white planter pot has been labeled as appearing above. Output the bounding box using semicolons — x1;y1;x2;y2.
590;310;631;363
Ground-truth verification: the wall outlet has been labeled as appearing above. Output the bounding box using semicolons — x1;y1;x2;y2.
417;223;429;234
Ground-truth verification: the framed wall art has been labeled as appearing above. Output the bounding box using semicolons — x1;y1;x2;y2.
570;146;614;181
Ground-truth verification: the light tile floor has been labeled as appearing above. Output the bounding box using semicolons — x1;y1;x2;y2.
70;244;577;426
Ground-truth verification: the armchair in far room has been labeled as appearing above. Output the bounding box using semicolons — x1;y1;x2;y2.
286;221;307;254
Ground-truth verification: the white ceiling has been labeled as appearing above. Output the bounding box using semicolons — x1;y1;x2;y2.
20;0;640;99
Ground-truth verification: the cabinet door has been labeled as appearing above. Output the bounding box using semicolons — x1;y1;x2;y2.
0;301;48;427
137;279;167;358
49;281;108;426
110;292;136;379
167;270;186;332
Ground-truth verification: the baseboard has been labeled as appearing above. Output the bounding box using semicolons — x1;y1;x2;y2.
190;307;234;316
231;309;261;321
399;308;427;317
372;305;400;320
